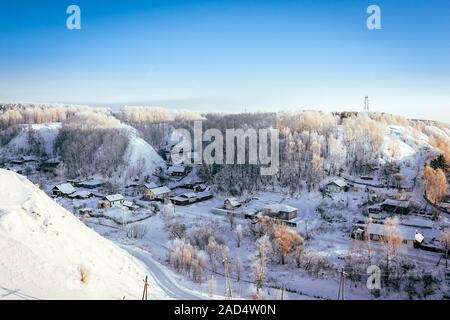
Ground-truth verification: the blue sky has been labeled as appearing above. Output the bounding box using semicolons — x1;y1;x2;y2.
0;0;449;121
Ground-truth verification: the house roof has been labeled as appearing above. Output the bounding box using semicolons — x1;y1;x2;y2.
264;203;297;213
22;155;38;161
225;197;241;207
167;165;186;173
367;223;419;241
329;178;348;188
382;199;410;208
149;186;171;196
105;194;124;202
170;196;189;202
68;191;92;199
123;200;139;208
44;158;60;164
54;183;76;195
82;179;103;186
144;182;162;189
182;192;197;198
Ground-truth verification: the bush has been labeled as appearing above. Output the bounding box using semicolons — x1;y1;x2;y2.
79;265;90;284
126;224;147;239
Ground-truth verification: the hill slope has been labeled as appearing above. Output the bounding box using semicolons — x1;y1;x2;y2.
0;169;168;300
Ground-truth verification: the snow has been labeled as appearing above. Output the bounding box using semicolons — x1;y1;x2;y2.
148;186;171;196
0;169;169;300
263;203;297;213
122;124;165;176
54;183;76;195
105;194;124;202
5;123;60;157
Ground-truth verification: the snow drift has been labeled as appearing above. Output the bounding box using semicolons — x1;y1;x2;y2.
0;169;167;300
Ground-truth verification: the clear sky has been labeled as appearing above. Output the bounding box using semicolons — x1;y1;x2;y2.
0;0;449;121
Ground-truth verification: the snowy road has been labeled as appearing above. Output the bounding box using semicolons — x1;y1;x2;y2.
121;245;206;300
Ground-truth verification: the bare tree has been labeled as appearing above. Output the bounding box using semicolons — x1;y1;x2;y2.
234;224;243;248
381;217;404;285
251;235;272;294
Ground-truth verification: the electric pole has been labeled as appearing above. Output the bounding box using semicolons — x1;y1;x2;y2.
337;268;347;300
223;254;233;300
364;96;370;112
142;275;149;300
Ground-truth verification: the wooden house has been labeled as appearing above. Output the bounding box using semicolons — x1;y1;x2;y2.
143;185;171;201
262;204;298;221
52;183;76;197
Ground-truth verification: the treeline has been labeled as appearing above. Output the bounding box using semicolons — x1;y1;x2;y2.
0;103;93;129
117;106;204;123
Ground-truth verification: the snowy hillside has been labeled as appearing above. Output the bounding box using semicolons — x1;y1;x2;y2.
122;124;166;175
4;123;60;157
0;169;168;300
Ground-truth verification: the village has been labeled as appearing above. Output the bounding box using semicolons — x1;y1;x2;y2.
1;111;450;300
2;142;449;280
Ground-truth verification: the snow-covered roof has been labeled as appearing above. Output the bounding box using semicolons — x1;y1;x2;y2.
53;183;76;195
329;178;348;188
148;186;171;196
264;203;297;213
44;158;60;164
367;223;418;241
400;217;433;229
105;194;124;202
382;199;410;208
68;191;92;199
82;179;103;186
144;182;162;189
167;165;186;173
182;192;197;198
225;197;241;207
415;233;425;244
21;155;38;162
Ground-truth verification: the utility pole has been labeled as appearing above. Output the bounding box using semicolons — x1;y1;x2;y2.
364;96;370;112
142;275;149;300
223;255;233;300
337;268;347;300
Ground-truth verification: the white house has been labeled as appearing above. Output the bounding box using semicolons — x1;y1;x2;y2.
104;194;125;207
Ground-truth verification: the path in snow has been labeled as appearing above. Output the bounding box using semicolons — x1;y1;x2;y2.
120;245;206;300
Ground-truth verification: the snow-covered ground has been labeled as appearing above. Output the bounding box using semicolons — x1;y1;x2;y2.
0;169;173;300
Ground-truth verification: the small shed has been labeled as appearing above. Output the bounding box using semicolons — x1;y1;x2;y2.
224;197;241;210
123;200;139;211
68;190;93;199
52;183;76;197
